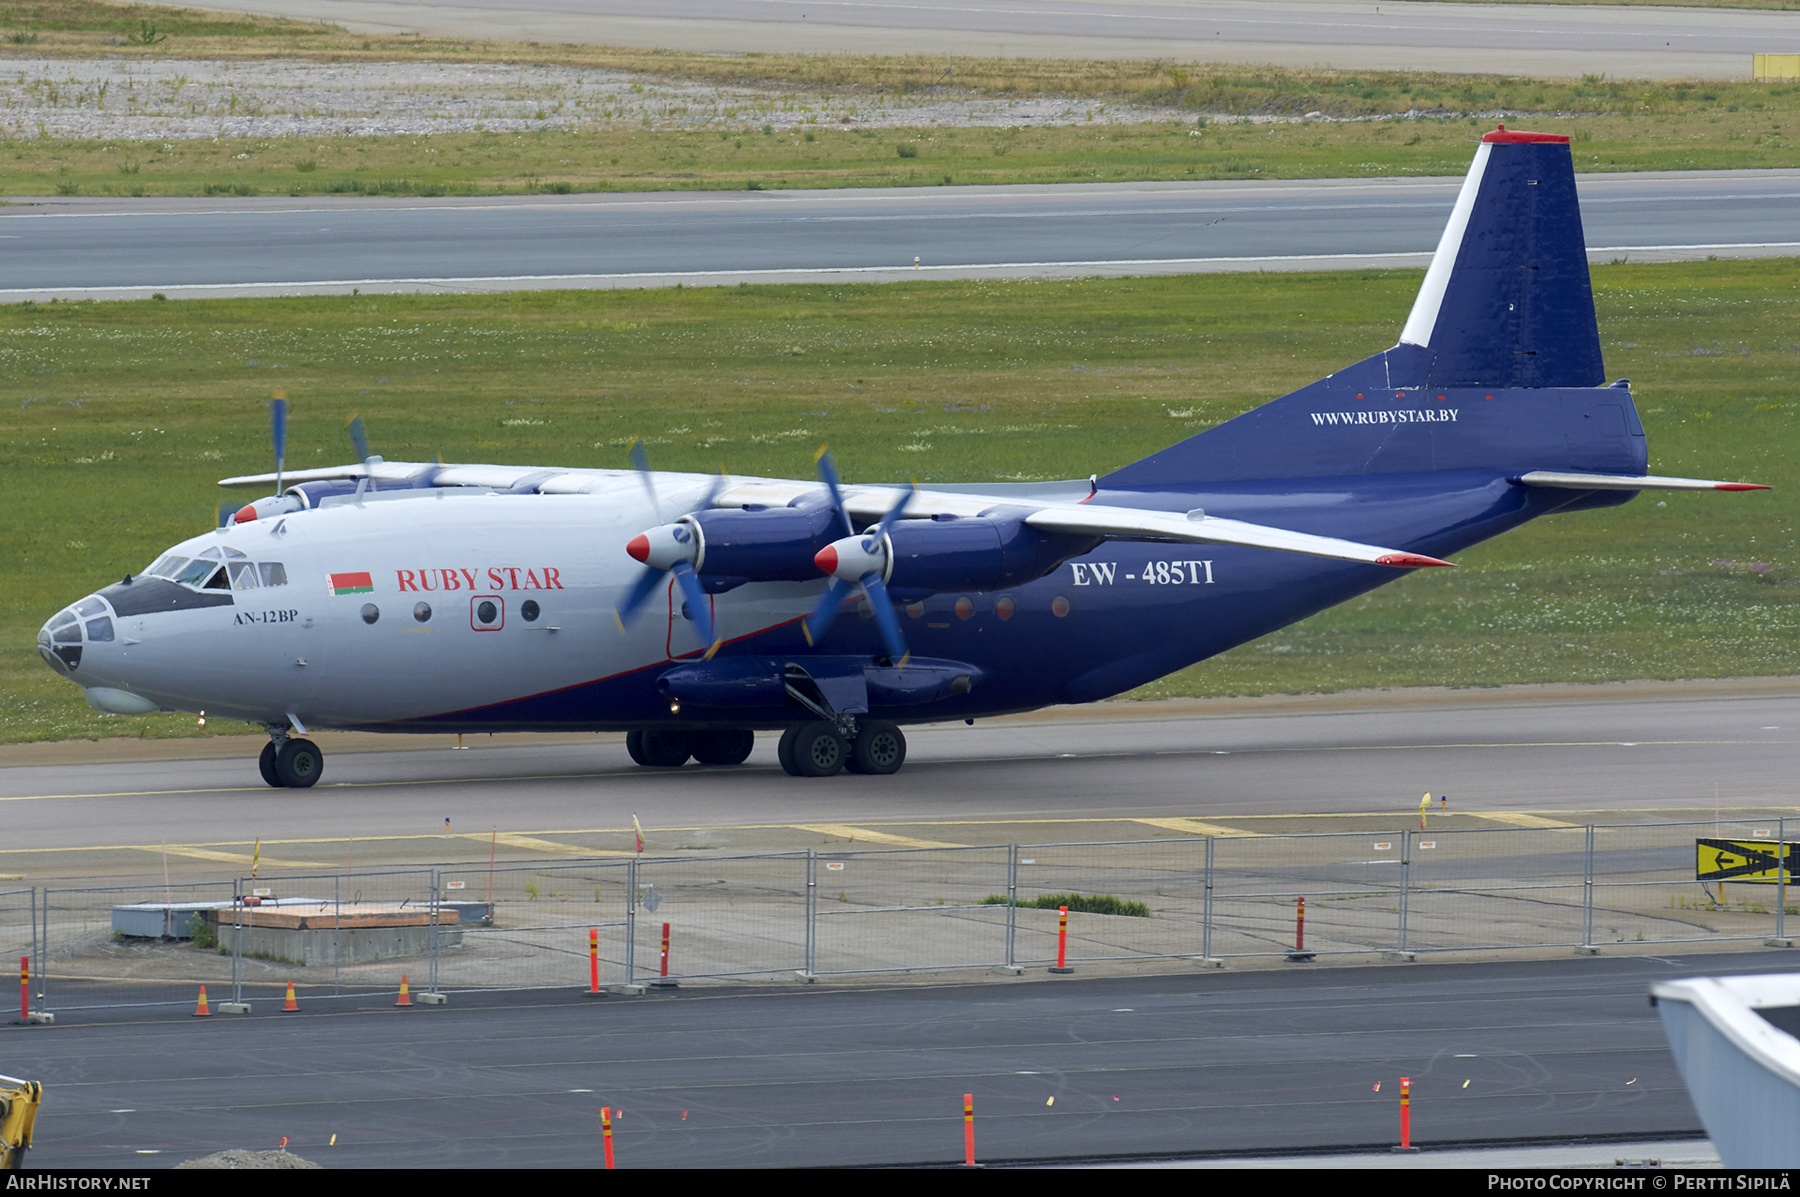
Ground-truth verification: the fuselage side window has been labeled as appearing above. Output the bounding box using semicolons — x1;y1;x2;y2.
228;562;259;590
259;562;288;587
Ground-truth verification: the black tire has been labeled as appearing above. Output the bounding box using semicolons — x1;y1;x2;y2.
258;742;280;787
638;730;692;768
792;722;847;778
625;730;649;766
274;738;323;788
777;725;803;776
690;729;754;766
853;721;906;775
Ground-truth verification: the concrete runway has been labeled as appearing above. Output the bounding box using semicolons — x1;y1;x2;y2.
1;950;1765;1168
5;169;1798;301
149;0;1800;79
2;682;1796;878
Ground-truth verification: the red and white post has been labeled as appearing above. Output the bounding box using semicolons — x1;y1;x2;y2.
1392;1076;1419;1153
650;921;678;988
1287;895;1316;962
963;1093;975;1166
601;1107;616;1168
589;928;600;994
1049;905;1074;974
18;955;27;1021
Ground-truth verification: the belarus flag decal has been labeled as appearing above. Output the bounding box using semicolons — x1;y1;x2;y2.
329;571;374;597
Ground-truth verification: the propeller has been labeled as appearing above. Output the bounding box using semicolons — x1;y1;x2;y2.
271;392;287;496
803;471;916;665
615;439;727;655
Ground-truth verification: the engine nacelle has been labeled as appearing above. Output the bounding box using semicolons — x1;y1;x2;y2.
635;503;847;583
875;515;1100;596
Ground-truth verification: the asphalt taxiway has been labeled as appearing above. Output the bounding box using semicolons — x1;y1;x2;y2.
140;0;1800;79
2;681;1795;880
6;170;1797;301
2;949;1770;1168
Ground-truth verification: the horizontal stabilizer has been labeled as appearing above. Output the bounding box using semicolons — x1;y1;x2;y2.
1517;471;1769;492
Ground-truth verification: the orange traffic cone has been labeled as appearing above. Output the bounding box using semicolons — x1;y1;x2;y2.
395;975;411;1007
194;985;211;1017
283;981;299;1013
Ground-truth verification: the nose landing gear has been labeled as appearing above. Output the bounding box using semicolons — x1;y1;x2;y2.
259;726;323;788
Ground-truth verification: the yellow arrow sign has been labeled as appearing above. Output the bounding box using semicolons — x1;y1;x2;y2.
1695;838;1794;884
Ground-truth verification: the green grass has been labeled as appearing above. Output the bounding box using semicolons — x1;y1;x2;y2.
2;258;1796;744
15;109;1800;199
5;2;1800;195
981;893;1154;917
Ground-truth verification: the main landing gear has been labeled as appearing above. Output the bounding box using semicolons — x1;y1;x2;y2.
259;727;323;788
621;721;909;777
625;729;756;768
777;720;905;778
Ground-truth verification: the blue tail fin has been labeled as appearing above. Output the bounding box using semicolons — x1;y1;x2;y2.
1397;128;1604;389
1104;129;1632;489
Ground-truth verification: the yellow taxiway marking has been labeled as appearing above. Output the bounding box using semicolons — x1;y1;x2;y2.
1132;817;1253;837
792;824;968;849
149;846;332;869
1467;811;1585;831
456;832;634;857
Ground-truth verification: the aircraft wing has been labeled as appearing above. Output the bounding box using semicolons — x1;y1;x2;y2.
219;464;1450;568
216;462;633;492
717;481;1451;568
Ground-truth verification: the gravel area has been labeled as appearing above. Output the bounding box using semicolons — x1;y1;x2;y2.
0;55;1175;140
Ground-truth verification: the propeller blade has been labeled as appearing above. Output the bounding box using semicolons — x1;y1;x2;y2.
872;481;915;540
628;438;666;525
615;566;666;629
270;394;287;494
814;446;854;539
347;414;371;465
860;573;910;665
670;562;717;652
803;577;855;646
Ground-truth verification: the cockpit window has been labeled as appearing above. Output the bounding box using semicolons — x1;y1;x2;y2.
174;559;216;587
146;556;188;580
222;547;248;560
228;562;259;590
201;566;230;591
195;547;223;562
259;562;288;587
85;617;114;642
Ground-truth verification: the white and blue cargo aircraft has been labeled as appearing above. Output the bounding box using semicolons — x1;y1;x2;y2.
38;130;1765;786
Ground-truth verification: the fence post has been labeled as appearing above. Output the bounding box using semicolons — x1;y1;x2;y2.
1772;816;1792;948
332;873;342;998
802;849;817;981
1197;835;1221;968
625;857;637;987
1387;829;1416;962
426;868;444;1003
30;887;40;1016
1577;825;1598;954
1003;845;1020;973
227;877;249;1011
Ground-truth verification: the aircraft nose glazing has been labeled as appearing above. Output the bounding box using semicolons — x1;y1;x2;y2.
38;595;115;676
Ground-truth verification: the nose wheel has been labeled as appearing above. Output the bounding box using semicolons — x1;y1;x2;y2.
259;736;323;788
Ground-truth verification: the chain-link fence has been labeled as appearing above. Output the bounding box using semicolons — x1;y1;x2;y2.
18;819;1792;1012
